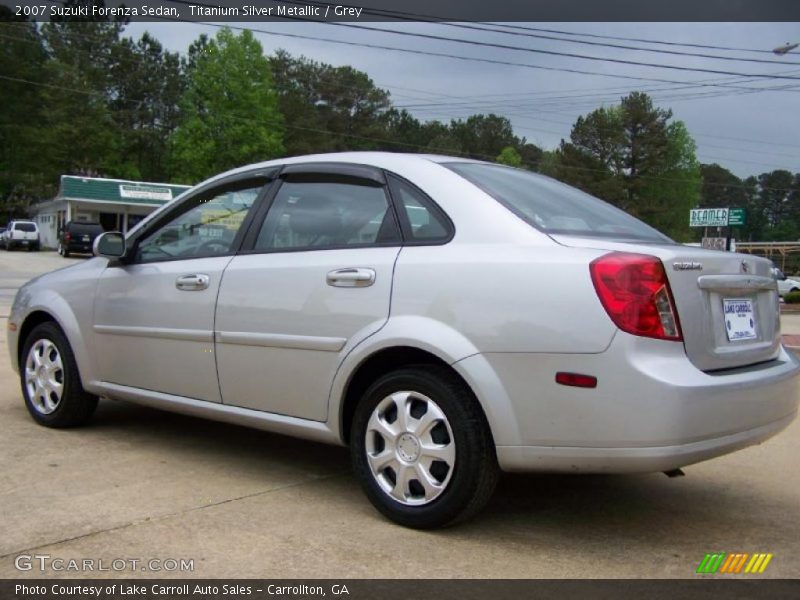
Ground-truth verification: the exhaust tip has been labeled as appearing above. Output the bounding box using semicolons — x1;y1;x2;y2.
663;468;686;478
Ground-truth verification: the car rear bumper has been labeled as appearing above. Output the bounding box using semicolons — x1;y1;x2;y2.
67;243;94;253
459;332;800;473
497;411;796;473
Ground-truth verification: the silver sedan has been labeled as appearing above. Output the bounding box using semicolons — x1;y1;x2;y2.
7;153;800;528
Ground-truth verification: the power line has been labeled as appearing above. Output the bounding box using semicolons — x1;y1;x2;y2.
10;4;799;173
29;2;800;92
183;0;800;82
7;19;799;158
175;19;800;92
277;0;781;55
2;72;795;189
276;0;800;66
310;21;800;80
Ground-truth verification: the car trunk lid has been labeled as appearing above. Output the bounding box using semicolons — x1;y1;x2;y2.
554;235;781;371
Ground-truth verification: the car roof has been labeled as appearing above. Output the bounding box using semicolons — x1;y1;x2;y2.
196;152;487;189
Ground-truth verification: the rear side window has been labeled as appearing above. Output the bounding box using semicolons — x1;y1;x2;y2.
387;175;452;243
253;179;399;251
445;162;672;243
14;222;36;232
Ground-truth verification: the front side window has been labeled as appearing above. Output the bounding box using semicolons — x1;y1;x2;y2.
135;185;262;262
254;179;398;251
445;162;672;243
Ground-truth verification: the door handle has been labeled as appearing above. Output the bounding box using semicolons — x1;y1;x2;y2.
326;268;376;288
175;274;210;291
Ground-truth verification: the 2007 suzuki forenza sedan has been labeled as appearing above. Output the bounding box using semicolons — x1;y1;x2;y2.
8;153;800;528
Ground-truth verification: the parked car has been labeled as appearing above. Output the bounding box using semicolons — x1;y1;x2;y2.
771;267;800;297
3;220;40;251
7;153;800;528
58;221;106;257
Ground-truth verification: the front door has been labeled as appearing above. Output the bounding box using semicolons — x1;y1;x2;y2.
93;179;267;402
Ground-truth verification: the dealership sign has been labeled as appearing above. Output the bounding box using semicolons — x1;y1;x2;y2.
119;184;174;201
690;207;746;227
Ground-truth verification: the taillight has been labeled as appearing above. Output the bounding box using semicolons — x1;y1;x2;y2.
65;233;71;241
590;253;682;341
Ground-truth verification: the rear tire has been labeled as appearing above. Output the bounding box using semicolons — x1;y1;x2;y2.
20;322;98;428
351;366;498;529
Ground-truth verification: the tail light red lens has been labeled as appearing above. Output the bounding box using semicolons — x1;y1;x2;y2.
64;233;71;242
590;253;682;341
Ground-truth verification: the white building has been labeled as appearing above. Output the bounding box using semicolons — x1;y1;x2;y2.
32;175;192;248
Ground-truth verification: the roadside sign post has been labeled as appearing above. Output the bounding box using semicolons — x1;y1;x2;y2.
690;208;746;251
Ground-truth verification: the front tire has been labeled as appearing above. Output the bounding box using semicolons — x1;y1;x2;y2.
351;366;498;529
20;322;98;428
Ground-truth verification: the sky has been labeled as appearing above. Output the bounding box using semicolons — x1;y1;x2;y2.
123;20;800;179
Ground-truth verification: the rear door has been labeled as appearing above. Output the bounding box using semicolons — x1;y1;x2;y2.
93;175;272;401
215;163;402;421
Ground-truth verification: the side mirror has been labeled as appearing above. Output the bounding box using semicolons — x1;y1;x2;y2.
93;231;126;258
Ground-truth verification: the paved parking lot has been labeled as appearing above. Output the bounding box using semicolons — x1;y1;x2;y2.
1;251;799;579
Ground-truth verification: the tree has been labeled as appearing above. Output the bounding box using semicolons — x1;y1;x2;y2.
0;9;50;219
637;121;701;240
554;92;701;239
171;28;284;182
757;170;799;241
619;92;673;210
38;3;128;179
450;114;518;160
517;143;543;171
269;50;390;155
496;146;522;167
109;33;185;182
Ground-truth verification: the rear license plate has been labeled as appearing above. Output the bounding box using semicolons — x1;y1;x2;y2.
20;240;29;245
82;235;90;242
723;298;757;341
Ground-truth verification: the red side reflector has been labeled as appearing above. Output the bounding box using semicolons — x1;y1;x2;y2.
555;372;597;388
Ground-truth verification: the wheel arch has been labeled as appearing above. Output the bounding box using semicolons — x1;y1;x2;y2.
15;299;95;390
339;346;455;445
17;310;61;364
333;320;522;448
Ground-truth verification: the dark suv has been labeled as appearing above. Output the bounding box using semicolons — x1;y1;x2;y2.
58;221;106;257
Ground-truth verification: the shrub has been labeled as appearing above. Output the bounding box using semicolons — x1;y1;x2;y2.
785;291;800;304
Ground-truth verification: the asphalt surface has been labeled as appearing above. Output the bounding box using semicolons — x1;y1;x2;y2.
1;250;799;579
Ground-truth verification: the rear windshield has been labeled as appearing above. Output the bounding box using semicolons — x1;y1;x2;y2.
69;222;105;235
445;162;672;243
14;222;36;232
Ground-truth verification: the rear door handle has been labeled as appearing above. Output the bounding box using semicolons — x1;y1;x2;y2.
175;274;210;291
326;268;376;288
